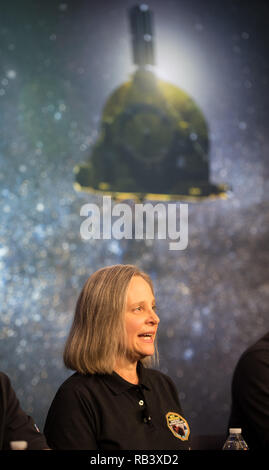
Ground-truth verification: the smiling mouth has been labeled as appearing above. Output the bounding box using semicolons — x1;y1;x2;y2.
138;333;155;342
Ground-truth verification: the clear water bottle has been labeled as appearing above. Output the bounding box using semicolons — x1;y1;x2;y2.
222;428;248;450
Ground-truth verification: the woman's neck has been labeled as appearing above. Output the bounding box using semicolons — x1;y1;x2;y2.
114;358;139;385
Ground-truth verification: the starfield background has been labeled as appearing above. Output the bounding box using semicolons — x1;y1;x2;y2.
0;0;268;438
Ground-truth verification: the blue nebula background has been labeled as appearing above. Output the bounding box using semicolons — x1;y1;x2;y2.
0;0;268;438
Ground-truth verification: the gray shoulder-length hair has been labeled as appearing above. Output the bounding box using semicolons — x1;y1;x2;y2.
63;264;159;374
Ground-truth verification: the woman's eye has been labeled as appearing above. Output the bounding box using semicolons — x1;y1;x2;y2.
135;306;142;311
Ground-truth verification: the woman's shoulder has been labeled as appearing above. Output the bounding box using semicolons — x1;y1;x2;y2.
143;366;177;389
55;372;105;398
46;373;108;415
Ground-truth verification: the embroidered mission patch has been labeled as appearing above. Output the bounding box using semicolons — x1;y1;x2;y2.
166;412;190;441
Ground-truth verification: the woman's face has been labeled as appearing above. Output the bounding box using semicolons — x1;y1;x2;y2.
124;275;160;361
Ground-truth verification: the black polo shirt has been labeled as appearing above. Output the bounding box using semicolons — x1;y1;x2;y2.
0;372;48;450
44;362;190;450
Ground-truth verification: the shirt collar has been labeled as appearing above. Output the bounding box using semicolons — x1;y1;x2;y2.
101;362;151;395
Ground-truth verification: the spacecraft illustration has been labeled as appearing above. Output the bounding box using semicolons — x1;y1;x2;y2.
74;4;229;201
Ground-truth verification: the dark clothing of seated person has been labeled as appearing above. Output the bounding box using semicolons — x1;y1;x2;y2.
44;265;191;450
228;331;269;450
0;371;49;450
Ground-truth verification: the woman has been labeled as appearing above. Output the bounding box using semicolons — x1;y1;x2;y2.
44;264;190;450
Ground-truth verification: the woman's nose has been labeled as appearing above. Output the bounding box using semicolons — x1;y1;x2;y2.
147;308;160;325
